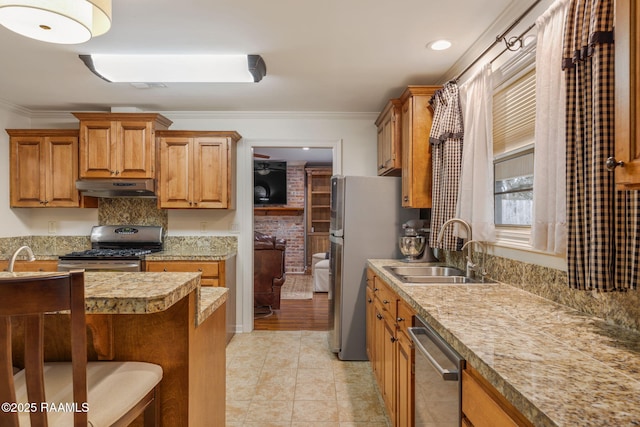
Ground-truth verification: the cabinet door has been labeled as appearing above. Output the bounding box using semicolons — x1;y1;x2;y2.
366;285;376;363
614;0;640;188
400;87;437;208
396;329;414;427
10;135;46;207
381;309;396;422
193;137;228;208
79;120;115;178
46;135;80;207
158;136;193;208
10;133;79;207
376;99;402;176
116;120;155;178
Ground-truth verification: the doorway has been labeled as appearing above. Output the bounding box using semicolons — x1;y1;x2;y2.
239;139;342;332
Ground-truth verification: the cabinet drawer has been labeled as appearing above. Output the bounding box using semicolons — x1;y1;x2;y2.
374;279;397;320
146;261;220;280
397;298;415;335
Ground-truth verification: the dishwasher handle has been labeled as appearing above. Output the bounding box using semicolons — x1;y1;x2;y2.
408;326;460;382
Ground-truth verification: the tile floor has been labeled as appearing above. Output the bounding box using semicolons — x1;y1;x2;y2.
226;330;390;426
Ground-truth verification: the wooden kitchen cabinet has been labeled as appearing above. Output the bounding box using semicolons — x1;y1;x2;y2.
73;112;172;179
399;86;440;208
462;365;533;427
367;268;415;427
375;99;402;176
614;0;640;189
8;129;80;208
0;260;58;272
156;131;240;209
145;260;225;287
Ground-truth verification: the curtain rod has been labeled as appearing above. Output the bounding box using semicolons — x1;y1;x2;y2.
452;0;542;83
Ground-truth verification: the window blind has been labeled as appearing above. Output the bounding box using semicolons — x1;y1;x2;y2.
492;68;536;156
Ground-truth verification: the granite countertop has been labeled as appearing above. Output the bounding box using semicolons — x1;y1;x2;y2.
0;271;227;326
368;259;640;427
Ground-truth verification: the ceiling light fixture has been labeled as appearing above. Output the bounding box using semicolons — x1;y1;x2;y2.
429;40;452;51
79;54;267;83
0;0;111;44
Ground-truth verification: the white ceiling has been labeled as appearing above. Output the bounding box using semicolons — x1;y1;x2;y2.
0;0;535;114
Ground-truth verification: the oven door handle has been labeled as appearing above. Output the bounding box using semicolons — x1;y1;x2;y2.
408;326;460;381
57;261;141;271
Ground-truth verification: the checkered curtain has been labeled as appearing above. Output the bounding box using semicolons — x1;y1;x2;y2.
563;0;640;290
429;82;464;251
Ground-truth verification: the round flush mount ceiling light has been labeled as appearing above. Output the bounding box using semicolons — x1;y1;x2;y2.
428;40;452;51
0;0;111;44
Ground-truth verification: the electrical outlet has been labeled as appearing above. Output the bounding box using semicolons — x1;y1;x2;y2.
48;221;57;234
230;222;240;233
200;222;207;233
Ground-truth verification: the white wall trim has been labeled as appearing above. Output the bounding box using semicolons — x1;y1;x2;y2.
238;137;342;332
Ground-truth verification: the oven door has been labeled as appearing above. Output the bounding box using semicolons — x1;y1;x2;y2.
58;260;142;272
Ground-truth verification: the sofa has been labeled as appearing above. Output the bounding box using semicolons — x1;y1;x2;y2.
254;231;286;310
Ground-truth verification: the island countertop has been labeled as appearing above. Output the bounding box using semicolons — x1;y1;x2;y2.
0;271;227;325
368;259;640;427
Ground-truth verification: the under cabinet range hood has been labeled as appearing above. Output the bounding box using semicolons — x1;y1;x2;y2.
76;179;156;198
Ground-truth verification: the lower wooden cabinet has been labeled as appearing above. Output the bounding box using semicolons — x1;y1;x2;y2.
0;260;58;272
461;362;532;427
366;268;415;427
145;260;225;287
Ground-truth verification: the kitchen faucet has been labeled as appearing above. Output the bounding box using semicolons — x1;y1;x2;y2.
8;245;36;272
436;218;474;278
461;240;489;281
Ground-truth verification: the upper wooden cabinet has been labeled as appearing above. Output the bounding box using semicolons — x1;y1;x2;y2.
156;130;240;209
375;99;402;176
73;112;172;179
8;129;80;208
399;86;440;208
614;0;640;189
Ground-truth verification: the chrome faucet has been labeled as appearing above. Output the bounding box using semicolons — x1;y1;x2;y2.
436;218;474;278
8;245;36;272
461;240;489;281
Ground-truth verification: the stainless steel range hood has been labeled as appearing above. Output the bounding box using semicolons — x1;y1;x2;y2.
76;179;157;198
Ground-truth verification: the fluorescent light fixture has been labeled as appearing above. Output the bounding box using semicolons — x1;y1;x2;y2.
429;40;452;51
0;0;111;44
79;54;267;83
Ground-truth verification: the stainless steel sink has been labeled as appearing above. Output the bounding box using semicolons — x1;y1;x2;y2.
385;265;465;277
383;265;495;285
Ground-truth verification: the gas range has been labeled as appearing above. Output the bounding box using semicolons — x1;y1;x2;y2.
58;225;163;272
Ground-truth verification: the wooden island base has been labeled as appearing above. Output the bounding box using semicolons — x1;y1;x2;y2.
11;289;226;427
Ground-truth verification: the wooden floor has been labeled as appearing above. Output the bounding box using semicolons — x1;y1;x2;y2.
253;292;330;331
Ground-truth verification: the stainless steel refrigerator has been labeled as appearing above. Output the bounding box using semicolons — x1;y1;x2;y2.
328;175;418;360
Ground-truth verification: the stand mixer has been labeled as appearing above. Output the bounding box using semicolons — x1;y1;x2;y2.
399;219;437;263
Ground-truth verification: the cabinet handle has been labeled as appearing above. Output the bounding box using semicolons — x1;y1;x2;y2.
198;268;202;272
163;268;167;272
383;299;390;305
397;317;404;322
373;287;379;292
403;196;409;202
606;157;624;171
367;298;372;303
390;337;397;343
376;313;383;320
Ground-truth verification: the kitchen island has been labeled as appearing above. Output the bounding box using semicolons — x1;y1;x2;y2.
4;271;227;427
368;259;640;427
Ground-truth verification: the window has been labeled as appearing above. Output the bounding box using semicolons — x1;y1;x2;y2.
492;50;536;227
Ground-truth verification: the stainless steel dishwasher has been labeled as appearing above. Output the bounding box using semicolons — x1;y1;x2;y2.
408;316;465;426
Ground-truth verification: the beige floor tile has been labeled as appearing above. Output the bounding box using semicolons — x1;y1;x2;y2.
292;400;339;422
226;331;390;427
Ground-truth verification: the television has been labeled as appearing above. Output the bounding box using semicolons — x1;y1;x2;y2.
254;161;287;206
